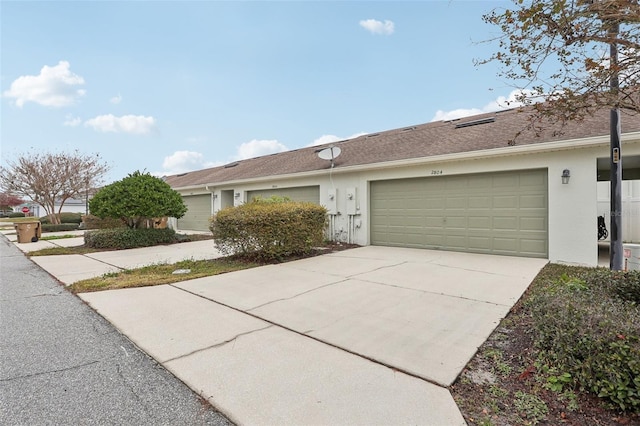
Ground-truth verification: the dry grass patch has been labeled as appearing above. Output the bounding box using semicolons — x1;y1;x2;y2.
69;258;260;293
29;247;101;256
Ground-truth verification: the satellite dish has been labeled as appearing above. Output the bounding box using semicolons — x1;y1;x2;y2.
317;146;342;167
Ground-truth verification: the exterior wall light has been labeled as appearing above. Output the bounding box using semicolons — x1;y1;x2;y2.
561;169;571;184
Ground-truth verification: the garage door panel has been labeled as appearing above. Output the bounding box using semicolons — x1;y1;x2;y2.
445;197;467;209
520;194;547;208
493;216;518;230
468;196;491;208
493;238;518;252
468;236;491;250
370;170;548;258
521;217;546;231
178;194;211;232
446;216;467;228
520;239;547;254
445;235;467;249
469;175;492;188
468;216;491;229
492;174;515;188
520;172;547;187
493;195;519;208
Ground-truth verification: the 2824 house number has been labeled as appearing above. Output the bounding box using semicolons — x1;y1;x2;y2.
431;170;443;175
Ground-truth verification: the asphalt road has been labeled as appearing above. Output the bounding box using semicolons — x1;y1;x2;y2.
0;236;232;425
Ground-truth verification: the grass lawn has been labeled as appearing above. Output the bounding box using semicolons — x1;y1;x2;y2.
29;246;102;256
40;234;80;241
68;257;261;293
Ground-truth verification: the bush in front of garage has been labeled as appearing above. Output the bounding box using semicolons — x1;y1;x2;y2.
85;228;176;249
81;214;127;230
39;212;83;224
42;223;80;232
210;198;327;261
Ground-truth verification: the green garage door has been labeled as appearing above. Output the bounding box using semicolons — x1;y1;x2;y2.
178;194;211;231
247;186;320;204
370;170;548;257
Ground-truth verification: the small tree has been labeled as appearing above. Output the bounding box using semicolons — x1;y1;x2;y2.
479;0;640;131
0;192;24;211
89;171;187;229
0;150;110;224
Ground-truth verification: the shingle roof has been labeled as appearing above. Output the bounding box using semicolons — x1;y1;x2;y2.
165;106;640;189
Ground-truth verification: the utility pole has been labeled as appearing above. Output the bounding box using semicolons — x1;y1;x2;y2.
609;19;623;271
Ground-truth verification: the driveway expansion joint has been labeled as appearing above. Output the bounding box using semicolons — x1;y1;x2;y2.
83;254;126;271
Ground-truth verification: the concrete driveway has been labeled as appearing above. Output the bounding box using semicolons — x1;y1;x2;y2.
78;246;547;425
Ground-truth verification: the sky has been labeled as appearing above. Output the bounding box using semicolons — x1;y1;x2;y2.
1;0;523;184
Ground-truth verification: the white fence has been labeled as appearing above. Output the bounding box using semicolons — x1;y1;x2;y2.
597;180;640;243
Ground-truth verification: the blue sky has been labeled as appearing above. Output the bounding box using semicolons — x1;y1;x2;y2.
1;0;521;183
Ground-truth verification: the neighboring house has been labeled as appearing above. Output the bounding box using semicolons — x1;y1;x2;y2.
165;106;640;267
18;197;89;218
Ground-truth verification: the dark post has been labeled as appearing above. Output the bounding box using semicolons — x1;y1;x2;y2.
609;20;623;271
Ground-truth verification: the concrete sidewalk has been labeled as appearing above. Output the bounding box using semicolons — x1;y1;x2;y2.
75;245;546;425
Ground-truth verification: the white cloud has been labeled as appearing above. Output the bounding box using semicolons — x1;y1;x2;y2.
63;114;82;127
235;139;288;160
310;132;367;146
84;114;155;134
430;90;537;122
162;150;218;174
359;19;395;35
110;94;122;104
3;60;86;107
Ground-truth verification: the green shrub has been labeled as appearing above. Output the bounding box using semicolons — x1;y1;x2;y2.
210;199;327;261
42;223;80;232
527;266;640;411
612;271;640;304
89;171;187;229
82;214;126;230
84;228;177;249
8;212;25;218
39;212;83;224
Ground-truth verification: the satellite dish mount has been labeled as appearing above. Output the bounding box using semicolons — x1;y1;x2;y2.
317;145;342;168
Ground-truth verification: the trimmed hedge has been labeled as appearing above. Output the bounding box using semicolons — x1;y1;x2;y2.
8;212;25;218
39;212;83;224
42;223;80;232
82;214;127;230
528;267;640;411
84;228;177;250
210;199;327;261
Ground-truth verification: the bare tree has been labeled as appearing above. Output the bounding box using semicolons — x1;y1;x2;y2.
479;0;640;270
0;150;110;224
